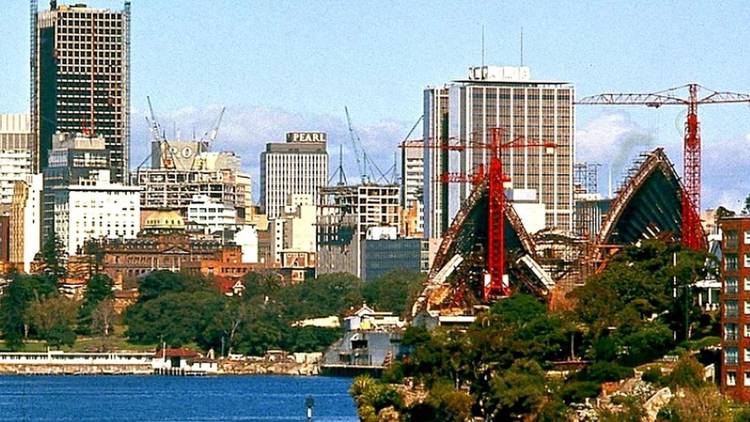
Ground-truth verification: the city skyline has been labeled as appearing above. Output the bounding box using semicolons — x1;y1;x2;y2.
1;1;749;209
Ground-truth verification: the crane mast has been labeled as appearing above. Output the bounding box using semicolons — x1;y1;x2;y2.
576;83;750;250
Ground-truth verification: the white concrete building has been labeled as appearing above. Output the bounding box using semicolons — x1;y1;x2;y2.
53;170;140;256
268;194;318;263
401;138;424;214
234;225;258;264
187;195;237;234
0;114;32;214
10;174;42;272
260;132;328;218
424;66;574;238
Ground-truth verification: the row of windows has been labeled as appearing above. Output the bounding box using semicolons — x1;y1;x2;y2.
725;371;750;387
724;254;750;271
724;230;750;248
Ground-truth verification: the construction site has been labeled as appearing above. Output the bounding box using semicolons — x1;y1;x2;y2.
412;82;750;318
134;98;253;222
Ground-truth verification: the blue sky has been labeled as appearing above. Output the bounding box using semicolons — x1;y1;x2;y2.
1;1;749;209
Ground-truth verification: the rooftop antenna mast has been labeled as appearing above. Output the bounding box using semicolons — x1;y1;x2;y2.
481;25;485;71
328;144;348;186
520;27;524;66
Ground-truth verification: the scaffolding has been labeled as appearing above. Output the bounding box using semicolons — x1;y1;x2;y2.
29;0;38;173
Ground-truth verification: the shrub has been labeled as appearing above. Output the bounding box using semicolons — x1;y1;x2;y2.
641;367;664;385
579;361;634;383
560;381;601;404
381;361;405;384
667;355;705;389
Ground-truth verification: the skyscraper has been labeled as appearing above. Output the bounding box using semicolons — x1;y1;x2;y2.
260;132;329;219
0;114;32;214
32;1;131;183
424;66;574;238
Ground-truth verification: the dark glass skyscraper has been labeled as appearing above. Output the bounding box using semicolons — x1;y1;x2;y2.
32;1;131;183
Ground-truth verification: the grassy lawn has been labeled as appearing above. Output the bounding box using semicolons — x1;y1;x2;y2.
0;324;158;352
0;337;158;353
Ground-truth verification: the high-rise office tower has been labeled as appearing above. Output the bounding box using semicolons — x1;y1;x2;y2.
0;114;33;214
32;1;131;183
260;132;328;219
424;66;574;238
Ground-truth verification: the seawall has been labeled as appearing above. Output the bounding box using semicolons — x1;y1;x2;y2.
0;363;152;375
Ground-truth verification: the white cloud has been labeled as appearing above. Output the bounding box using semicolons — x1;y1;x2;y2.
575;110;750;211
701;132;749;211
575;111;660;174
129;105;413;201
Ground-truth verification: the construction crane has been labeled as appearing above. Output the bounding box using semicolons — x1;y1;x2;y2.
199;107;226;144
145;96;175;169
577;84;750;250
344;106;366;183
402;129;554;302
145;96;164;143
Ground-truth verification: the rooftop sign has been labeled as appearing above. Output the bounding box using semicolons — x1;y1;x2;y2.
286;132;326;143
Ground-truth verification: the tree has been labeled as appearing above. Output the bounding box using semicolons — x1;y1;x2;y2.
25;295;78;348
91;299;116;337
40;231;67;282
667;354;706;389
241;270;283;298
0;274;57;349
273;272;363;320
662;385;742;422
485;359;547;420
137;270;208;303
362;270;425;316
78;273;114;334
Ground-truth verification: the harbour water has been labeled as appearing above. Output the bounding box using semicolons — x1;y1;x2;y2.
0;375;357;421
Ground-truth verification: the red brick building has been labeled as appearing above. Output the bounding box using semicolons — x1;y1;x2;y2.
182;246;254;279
720;215;750;401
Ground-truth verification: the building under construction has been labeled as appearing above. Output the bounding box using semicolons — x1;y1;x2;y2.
316;183;400;278
413;148;696;315
133;98;252;222
32;1;131;183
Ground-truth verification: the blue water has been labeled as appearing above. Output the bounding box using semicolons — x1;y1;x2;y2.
0;375;357;421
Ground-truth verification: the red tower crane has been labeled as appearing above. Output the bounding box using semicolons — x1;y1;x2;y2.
577;84;750;249
401;129;554;302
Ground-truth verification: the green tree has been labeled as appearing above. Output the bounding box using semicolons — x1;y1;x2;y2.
40;231;67;282
485;359;547;420
0;274;57;349
77;273;114;334
137;270;208;302
667;354;706;389
362;269;425;316
241;270;283;298
274;272;363;320
425;380;473;422
25;295;78;348
125;290;226;347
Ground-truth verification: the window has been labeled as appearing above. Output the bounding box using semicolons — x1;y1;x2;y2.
745;230;750;244
746;301;750;315
745;324;750;337
726;231;738;249
726;301;739;318
745;348;750;362
726;323;738;340
728;371;737;386
726;348;739;365
746;254;750;269
727;277;739;294
726;254;739;271
745;278;750;291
